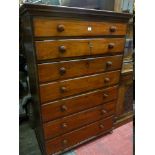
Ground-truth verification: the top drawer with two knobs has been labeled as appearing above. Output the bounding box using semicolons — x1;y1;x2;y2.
33;18;127;37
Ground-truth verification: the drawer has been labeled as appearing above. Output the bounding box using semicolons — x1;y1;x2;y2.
38;55;123;83
45;116;113;155
40;70;120;103
41;86;118;122
35;38;125;60
43;101;115;140
33;18;127;37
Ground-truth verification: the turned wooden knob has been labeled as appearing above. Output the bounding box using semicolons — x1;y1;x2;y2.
57;24;65;32
62;139;68;145
104;77;110;83
110;26;116;32
59;46;66;53
108;43;115;49
99;124;104;129
103;93;109;98
62;123;68;129
60;86;67;93
59;67;66;75
61;105;68;111
101;109;107;114
106;61;113;67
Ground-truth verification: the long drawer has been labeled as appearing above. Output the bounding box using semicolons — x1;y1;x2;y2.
33;18;127;37
38;55;122;83
41;86;118;122
40;70;120;103
35;38;125;60
45;116;113;155
43;101;115;140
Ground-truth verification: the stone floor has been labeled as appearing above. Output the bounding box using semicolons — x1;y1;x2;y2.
19;121;41;155
19;120;133;155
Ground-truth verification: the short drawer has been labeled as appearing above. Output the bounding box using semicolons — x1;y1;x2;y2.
41;86;118;122
45;116;113;155
38;55;123;83
43;101;115;140
35;38;125;60
40;70;120;103
33;18;127;37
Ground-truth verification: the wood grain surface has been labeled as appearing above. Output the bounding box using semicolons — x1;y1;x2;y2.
43;101;115;140
40;70;120;103
33;18;127;37
45;116;113;155
38;55;123;83
41;86;118;122
35;38;125;60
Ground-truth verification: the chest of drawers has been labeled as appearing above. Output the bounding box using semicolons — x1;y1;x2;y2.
20;4;131;155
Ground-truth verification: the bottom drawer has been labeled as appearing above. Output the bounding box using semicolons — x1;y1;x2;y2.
45;116;113;155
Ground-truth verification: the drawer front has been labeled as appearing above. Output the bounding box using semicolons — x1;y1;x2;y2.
38;55;122;83
40;70;120;103
33;18;127;37
45;116;113;155
35;38;125;60
43;101;115;140
41;86;118;122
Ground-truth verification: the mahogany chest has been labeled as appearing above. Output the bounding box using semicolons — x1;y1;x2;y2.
20;4;131;155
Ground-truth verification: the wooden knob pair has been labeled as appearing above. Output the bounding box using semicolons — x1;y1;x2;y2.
59;44;114;53
58;24;116;32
